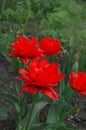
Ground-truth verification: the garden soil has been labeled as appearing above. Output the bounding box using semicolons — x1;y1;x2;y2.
0;54;86;130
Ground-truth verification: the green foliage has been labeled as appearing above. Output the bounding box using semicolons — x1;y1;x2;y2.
0;33;16;57
30;0;60;17
46;81;80;130
79;53;86;71
1;0;33;33
40;0;86;52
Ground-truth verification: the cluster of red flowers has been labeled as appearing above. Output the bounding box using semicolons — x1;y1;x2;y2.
8;36;86;100
8;36;62;64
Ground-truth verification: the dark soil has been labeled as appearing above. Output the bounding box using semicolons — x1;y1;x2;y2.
0;54;86;130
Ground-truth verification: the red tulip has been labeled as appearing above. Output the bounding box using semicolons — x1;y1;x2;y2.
8;36;43;64
39;37;63;55
17;59;65;100
69;72;86;95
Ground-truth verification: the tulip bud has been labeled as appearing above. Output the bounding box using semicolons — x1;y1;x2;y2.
72;53;79;72
72;62;79;72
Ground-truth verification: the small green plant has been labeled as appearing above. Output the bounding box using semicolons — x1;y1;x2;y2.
1;0;33;34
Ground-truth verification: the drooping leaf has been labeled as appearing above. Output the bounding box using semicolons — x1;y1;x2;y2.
0;93;21;113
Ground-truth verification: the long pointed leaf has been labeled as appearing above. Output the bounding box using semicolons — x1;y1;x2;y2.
29;101;48;128
30;123;49;130
19;101;48;129
0;104;8;117
0;93;21;113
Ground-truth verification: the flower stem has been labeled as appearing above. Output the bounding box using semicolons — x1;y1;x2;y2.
25;93;38;130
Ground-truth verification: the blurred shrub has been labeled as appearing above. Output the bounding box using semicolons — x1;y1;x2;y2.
0;33;16;58
39;0;86;52
1;0;33;33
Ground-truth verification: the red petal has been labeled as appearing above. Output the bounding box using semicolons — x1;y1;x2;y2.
17;36;27;42
46;62;59;72
28;60;38;71
19;68;28;75
8;52;18;57
18;68;32;82
20;84;40;94
79;90;86;96
58;74;65;82
42;87;58;100
39;59;49;68
22;58;30;64
17;76;29;82
29;37;37;47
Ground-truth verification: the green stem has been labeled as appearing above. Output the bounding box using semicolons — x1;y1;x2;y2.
58;90;76;122
23;15;30;33
25;94;38;130
15;81;19;95
0;0;6;20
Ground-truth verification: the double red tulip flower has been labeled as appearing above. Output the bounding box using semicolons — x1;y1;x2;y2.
17;59;65;100
8;36;43;64
70;72;86;95
39;37;63;55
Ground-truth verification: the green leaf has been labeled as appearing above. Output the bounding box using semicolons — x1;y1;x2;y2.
0;104;8;117
18;116;29;129
64;104;80;117
30;123;49;130
57;123;77;130
47;104;57;123
29;101;48;127
0;93;21;113
11;58;20;75
0;92;18;105
19;101;48;129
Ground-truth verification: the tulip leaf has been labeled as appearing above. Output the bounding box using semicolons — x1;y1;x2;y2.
29;101;48;128
56;122;77;130
0;92;18;105
29;123;49;130
0;104;8;117
45;122;77;130
19;101;48;129
64;104;80;117
0;93;21;113
47;104;57;123
11;58;20;75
